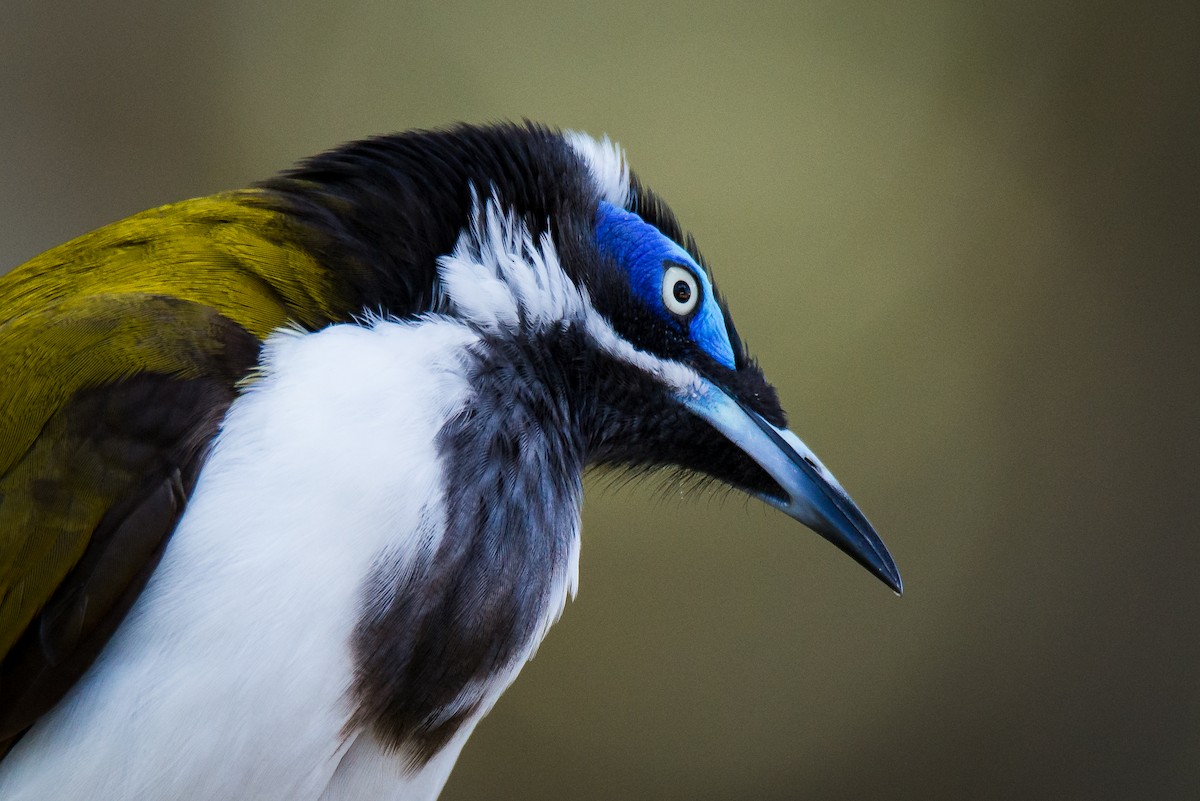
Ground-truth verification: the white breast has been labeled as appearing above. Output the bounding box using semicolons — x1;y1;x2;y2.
0;318;507;801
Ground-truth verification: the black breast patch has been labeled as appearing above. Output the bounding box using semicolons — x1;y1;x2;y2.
345;335;584;766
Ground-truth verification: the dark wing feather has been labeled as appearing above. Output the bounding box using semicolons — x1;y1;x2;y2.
0;294;260;756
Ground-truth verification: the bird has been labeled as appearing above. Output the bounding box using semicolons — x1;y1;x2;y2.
0;122;900;800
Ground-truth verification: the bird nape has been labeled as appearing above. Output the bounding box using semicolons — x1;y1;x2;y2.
0;122;900;800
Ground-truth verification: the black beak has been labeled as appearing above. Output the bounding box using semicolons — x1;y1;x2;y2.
681;379;902;594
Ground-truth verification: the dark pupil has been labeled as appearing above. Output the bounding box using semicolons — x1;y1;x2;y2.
673;279;692;304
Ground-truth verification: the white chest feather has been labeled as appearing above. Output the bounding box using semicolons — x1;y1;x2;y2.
0;318;577;801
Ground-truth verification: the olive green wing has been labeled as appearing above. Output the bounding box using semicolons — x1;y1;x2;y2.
0;192;350;755
0;292;261;751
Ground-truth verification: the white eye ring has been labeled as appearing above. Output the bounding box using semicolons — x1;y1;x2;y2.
662;264;701;317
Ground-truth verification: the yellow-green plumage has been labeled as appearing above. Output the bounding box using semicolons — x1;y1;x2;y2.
0;192;350;740
0;193;343;341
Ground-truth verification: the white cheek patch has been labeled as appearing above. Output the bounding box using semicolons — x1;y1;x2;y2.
436;192;700;396
436;190;584;333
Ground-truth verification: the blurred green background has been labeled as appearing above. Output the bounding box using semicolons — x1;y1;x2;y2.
2;1;1196;799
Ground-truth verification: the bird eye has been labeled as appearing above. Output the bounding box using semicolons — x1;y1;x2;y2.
662;264;701;317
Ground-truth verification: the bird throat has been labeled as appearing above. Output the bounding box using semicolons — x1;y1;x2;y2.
346;333;584;767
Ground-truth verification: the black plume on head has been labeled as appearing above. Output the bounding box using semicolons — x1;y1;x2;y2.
255;122;590;321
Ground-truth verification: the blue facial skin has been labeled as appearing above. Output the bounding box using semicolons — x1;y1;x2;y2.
594;202;736;369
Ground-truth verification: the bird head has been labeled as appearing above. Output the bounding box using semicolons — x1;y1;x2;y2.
260;122;901;593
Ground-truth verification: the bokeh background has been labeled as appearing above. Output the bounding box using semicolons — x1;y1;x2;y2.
2;2;1197;799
